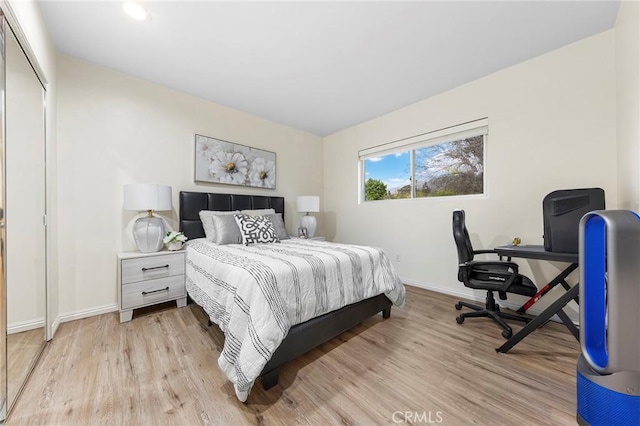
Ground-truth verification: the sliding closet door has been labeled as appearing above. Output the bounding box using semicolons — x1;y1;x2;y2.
0;13;5;421
4;23;46;413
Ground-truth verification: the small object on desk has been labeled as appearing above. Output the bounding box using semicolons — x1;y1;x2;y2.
512;237;521;246
297;227;308;238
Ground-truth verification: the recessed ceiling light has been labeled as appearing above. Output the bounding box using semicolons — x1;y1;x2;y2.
123;2;150;21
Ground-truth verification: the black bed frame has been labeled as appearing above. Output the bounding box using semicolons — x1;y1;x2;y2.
179;191;392;390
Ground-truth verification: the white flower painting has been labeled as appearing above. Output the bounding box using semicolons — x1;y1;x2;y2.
194;134;276;189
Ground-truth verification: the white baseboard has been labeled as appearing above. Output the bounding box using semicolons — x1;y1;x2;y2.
9;304;117;338
58;303;119;324
50;315;61;340
401;277;579;324
7;318;45;335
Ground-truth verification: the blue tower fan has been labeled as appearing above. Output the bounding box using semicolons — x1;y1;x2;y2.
578;210;640;425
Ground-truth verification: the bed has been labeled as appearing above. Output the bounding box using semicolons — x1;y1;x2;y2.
179;191;405;401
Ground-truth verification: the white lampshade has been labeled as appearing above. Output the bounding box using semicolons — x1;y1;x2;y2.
124;183;172;212
296;196;320;213
123;184;172;253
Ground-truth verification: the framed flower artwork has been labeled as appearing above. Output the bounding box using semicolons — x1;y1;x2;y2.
194;134;276;189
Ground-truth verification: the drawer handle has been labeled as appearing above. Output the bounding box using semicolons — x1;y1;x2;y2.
142;286;170;296
141;264;169;272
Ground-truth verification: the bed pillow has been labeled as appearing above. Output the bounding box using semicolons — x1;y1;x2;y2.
240;208;276;217
265;213;289;240
234;214;280;245
199;210;240;241
210;214;243;244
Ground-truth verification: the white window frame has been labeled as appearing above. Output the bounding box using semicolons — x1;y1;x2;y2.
359;118;488;202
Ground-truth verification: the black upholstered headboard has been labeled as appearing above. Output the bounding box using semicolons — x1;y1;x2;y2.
179;191;285;240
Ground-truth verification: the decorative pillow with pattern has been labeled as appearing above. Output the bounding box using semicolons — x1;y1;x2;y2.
234;214;280;245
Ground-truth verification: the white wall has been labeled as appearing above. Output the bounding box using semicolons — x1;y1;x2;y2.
616;0;640;211
323;31;617;316
56;55;324;318
5;0;58;339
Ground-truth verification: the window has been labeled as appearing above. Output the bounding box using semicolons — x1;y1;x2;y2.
414;135;484;198
363;151;410;200
360;119;487;202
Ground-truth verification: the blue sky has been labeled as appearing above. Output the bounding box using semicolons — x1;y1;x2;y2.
364;152;410;191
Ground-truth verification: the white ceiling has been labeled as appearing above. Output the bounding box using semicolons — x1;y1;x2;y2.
38;1;620;136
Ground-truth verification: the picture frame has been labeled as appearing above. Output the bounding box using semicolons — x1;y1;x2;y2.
194;134;276;189
297;227;308;238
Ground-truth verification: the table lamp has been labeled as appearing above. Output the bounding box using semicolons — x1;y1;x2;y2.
124;183;172;252
296;196;320;238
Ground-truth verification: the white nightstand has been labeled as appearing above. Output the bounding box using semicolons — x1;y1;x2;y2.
117;250;187;323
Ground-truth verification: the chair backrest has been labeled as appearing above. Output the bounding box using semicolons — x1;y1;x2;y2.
543;187;605;253
452;209;474;264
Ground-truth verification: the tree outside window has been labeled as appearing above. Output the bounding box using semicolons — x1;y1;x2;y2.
414;136;484;198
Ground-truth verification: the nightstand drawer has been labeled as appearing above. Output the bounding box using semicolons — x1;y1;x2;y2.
121;253;185;284
121;275;186;310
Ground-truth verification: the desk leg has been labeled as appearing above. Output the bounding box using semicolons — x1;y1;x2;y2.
497;285;579;353
516;263;578;314
556;309;579;341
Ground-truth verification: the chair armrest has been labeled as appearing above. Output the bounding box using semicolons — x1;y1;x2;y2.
473;249;499;255
463;260;520;272
473;249;512;262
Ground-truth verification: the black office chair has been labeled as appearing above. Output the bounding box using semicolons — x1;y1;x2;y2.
452;209;537;339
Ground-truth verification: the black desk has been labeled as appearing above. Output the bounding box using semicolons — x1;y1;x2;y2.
493;245;580;353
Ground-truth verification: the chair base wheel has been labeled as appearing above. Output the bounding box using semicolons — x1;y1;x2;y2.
456;315;464;324
502;330;512;339
454;302;463;310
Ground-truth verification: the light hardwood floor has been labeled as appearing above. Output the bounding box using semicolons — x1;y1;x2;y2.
8;286;580;425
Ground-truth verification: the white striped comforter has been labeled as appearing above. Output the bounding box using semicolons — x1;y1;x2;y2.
185;238;405;402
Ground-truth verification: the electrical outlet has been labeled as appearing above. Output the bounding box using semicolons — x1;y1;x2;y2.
396;254;401;262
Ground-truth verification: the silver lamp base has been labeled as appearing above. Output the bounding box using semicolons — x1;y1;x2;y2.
132;216;166;252
300;214;317;238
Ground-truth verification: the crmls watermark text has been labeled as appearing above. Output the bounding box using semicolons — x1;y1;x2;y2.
392;411;444;424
